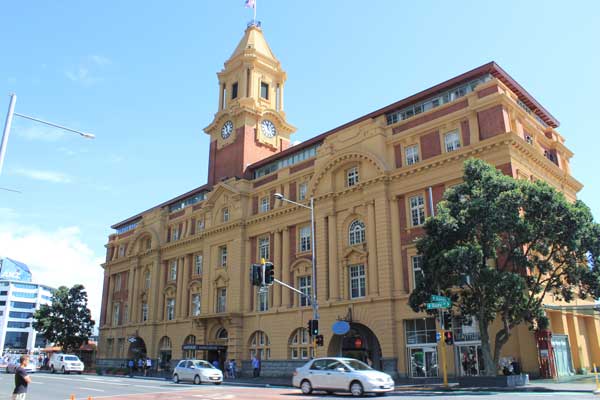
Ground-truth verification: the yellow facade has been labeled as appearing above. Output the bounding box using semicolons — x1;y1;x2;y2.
98;24;599;379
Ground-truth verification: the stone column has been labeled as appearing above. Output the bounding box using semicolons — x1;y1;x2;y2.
156;261;166;321
176;257;185;318
106;276;114;326
282;227;291;307
243;239;252;312
273;230;282;307
389;196;403;294
182;254;191;317
366;201;379;296
328;213;339;300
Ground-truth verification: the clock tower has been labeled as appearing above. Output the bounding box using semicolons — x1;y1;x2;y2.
205;23;296;185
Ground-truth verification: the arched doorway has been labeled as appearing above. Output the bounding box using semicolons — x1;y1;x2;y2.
327;323;383;370
127;336;147;360
158;336;172;371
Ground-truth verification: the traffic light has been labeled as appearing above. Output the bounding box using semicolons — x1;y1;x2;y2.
444;330;454;345
315;334;324;346
251;264;263;286
264;262;275;285
307;319;319;336
443;312;452;330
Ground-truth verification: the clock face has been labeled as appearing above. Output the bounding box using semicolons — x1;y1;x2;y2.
261;120;277;138
221;120;233;139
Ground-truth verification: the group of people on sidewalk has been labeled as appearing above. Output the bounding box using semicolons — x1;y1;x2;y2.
127;357;153;376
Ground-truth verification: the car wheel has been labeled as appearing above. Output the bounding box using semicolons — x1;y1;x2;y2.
326;391;334;395
214;382;222;385
193;375;201;385
50;366;55;374
173;374;180;384
62;366;67;374
300;379;313;395
350;381;364;397
5;367;8;373
77;372;82;375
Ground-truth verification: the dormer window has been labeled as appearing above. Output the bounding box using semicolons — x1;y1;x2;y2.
222;208;230;222
231;82;238;99
260;82;269;99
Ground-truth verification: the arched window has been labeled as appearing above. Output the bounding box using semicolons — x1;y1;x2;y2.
249;330;270;360
289;328;313;360
216;328;229;341
182;335;196;359
158;336;172;370
348;220;366;245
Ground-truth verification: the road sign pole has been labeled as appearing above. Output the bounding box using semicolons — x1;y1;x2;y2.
438;306;449;388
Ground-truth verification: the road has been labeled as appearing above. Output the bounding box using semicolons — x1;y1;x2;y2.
0;372;597;400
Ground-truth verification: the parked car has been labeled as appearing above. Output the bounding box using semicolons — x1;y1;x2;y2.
5;356;36;374
292;357;394;397
49;353;84;374
172;359;223;385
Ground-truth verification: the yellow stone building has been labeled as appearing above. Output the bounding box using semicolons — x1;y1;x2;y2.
98;23;600;379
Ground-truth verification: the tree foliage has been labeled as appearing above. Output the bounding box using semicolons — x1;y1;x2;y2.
33;284;95;353
409;158;600;376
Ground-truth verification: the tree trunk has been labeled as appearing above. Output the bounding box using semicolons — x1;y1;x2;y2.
478;317;496;376
493;319;513;367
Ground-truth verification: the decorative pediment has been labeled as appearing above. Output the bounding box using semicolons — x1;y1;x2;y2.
343;246;368;264
213;270;229;286
163;284;176;297
187;279;202;291
290;259;312;276
204;182;241;208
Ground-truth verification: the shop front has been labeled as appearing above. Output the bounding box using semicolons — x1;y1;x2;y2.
405;318;438;378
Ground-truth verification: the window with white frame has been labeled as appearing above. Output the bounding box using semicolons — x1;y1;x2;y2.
216;288;227;313
348;220;366;245
141;303;148;322
171;226;180;241
405;144;420;165
258;290;268;312
298;276;312;307
349;264;366;299
260;196;270;213
114;274;122;292
197;219;205;231
192;294;201;316
299;182;308;200
524;133;534;145
194;254;203;275
112;303;120;326
249;330;270;360
219;246;228;267
444;130;461;152
144;271;151;290
412;255;424;289
299;226;311;252
166;298;175;320
259;236;270;261
222;208;229;222
169;260;177;281
289;328;313;360
106;338;114;357
347;166;359;187
118;244;126;257
410;195;426;226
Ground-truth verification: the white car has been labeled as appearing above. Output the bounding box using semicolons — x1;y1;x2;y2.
173;359;223;385
293;357;394;397
49;353;84;374
6;357;36;374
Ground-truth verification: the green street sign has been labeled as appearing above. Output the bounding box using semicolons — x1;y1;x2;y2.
430;295;450;302
426;300;451;310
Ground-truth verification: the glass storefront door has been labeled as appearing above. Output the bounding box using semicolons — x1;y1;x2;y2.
409;347;438;377
456;344;483;376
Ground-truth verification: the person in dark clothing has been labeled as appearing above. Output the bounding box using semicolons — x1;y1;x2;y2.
13;355;32;400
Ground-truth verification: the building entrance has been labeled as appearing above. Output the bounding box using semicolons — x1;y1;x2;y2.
327;323;382;370
456;344;483;376
552;335;574;377
127;337;147;359
408;346;438;378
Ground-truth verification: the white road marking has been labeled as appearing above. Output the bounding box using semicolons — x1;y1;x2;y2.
78;387;105;392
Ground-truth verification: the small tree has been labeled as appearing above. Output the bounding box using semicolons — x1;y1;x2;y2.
409;158;600;376
33;284;95;353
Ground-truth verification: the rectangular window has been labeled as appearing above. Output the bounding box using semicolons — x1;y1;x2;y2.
113;303;120;326
7;321;30;328
117;338;125;357
405;144;420;165
106;338;114;356
192;294;201;316
169;260;177;281
124;304;129;323
217;288;227;313
222;208;230;222
118;244;126;257
299;182;308;200
258;290;268;312
197;219;205;231
299;226;311;252
349;264;366;299
410;195;426;227
260;82;269;99
231;82;238;99
412;255;424;289
219;246;228;267
258;236;270;261
298;276;312;307
347;167;359;187
405;317;438;345
114;274;121;291
171;226;180;241
524;133;534;145
145;271;151;289
260;196;270;213
166;298;175;321
194;255;203;275
445;130;461;152
141;303;148;322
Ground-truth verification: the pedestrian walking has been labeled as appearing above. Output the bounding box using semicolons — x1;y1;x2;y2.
229;359;237;379
128;359;134;377
251;355;260;378
212;359;220;370
12;355;32;400
145;358;152;376
137;358;143;372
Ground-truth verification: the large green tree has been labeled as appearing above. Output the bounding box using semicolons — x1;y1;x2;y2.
409;158;600;376
33;284;95;353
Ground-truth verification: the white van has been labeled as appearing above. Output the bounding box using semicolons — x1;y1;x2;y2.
49;353;85;374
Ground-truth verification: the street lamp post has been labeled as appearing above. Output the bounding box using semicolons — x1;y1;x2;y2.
274;192;319;326
0;93;95;176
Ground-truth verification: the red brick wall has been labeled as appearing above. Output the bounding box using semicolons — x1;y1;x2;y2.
496;162;513;177
394;144;402;168
402;249;409;292
477;84;500;98
393;99;468;134
420;130;441;160
253;173;278;188
478;105;509;140
290;159;315;174
252;196;258;214
289;226;296;264
461;120;471;146
289;182;297;202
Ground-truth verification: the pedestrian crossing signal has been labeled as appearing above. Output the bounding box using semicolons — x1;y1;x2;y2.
315;334;324;346
444;331;454;345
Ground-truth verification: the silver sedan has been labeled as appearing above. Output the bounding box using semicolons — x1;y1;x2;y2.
172;359;223;385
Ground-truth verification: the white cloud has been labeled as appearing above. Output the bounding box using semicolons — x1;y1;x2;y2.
16;125;66;142
65;67;99;86
0;223;104;324
65;54;110;87
89;55;111;66
14;168;72;183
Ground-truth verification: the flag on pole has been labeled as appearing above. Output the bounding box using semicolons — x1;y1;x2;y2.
245;0;255;8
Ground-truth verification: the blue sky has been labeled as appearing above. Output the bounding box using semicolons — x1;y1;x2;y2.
1;1;599;321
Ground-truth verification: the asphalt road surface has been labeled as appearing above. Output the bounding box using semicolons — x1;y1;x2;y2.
0;372;597;400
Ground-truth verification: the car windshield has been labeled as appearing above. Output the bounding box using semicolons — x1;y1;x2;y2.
344;359;372;371
64;356;79;361
193;361;215;369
